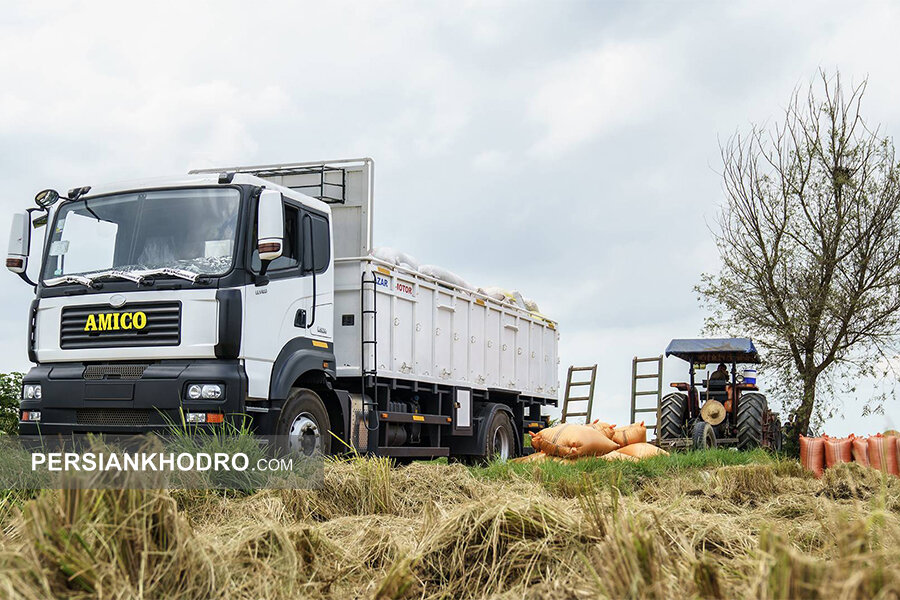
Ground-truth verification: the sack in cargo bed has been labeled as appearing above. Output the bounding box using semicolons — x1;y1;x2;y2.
418;264;474;291
529;423;618;458
371;247;421;270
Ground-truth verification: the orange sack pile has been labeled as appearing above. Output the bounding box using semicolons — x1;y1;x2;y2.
612;422;647;447
800;435;825;478
617;442;669;459
824;436;853;468
852;436;869;467
529;423;618;458
867;434;899;476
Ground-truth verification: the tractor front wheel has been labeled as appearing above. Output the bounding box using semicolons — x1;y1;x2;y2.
692;420;716;450
659;393;688;440
736;392;767;450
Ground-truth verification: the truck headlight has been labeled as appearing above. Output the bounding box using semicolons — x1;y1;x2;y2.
23;384;41;400
186;383;223;400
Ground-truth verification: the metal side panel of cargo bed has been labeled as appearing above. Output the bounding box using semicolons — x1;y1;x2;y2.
333;257;559;400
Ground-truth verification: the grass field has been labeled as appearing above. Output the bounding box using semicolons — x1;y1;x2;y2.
1;450;899;599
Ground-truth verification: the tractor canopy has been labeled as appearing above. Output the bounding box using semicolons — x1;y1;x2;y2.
664;338;761;364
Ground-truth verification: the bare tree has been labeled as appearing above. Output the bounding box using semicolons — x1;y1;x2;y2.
698;71;900;440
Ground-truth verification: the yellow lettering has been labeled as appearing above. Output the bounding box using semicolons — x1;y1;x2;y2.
113;313;120;330
133;311;147;330
84;314;97;331
98;314;113;331
120;313;132;330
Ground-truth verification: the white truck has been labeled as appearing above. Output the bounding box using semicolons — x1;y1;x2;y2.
6;158;559;460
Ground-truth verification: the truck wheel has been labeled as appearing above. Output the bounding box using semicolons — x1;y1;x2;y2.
277;388;332;456
692;420;716;450
736;392;766;450
659;393;688;440
482;411;515;462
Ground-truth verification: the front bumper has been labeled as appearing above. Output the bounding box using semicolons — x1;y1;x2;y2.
19;360;248;435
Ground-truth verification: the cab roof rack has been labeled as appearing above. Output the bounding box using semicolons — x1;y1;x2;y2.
190;158;371;204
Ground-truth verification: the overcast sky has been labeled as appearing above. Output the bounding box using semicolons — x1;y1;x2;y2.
2;0;899;435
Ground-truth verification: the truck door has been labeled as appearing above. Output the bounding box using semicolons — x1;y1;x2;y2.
243;201;315;399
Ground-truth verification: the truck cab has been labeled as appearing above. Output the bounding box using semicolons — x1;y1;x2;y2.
11;167;335;436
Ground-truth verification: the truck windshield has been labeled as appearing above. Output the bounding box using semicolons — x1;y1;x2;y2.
42;187;241;282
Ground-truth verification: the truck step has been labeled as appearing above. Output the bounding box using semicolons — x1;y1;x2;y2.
379;446;450;458
378;411;452;425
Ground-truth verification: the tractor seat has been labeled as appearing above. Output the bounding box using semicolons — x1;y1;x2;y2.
706;378;728;391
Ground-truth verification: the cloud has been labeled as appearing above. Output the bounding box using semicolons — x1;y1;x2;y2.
528;40;682;158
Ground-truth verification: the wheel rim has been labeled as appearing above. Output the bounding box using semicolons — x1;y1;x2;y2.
492;425;512;461
288;412;321;456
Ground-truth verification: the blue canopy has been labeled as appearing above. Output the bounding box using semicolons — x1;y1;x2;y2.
664;338;760;364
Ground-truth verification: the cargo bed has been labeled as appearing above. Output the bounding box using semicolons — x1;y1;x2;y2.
334;257;559;400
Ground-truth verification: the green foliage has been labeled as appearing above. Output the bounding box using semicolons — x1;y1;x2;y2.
0;372;23;436
468;448;778;494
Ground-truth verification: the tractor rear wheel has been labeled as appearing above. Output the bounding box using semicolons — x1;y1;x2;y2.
692;420;716;450
736;392;767;450
659;393;688;440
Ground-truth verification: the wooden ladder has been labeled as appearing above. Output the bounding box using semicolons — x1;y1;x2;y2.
561;365;597;423
631;356;663;433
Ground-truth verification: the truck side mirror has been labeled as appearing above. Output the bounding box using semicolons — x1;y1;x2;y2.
257;190;284;262
6;212;31;275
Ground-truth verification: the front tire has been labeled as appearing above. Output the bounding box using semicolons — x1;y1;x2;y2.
659;393;688;440
736;392;766;450
277;388;332;456
692;420;716;450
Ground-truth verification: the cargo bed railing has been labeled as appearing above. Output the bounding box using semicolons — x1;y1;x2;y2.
334;256;559;328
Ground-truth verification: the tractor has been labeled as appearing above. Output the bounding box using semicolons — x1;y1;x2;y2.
657;338;782;451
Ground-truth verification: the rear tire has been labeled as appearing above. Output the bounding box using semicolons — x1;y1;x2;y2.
467;410;516;464
659;393;688;440
277;388;332;456
736;392;766;450
692;420;716;450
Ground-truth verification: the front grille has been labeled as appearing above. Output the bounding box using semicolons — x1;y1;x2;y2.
83;364;149;380
76;409;151;427
60;302;181;349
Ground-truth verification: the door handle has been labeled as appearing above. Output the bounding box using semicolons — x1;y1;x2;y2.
294;309;307;328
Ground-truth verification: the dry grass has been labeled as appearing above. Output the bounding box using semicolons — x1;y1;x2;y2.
1;453;900;599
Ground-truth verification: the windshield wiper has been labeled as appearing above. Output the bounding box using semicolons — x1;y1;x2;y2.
88;270;147;284
130;268;203;284
43;274;101;289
